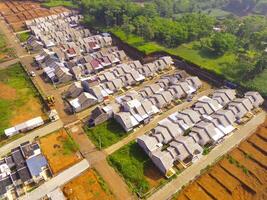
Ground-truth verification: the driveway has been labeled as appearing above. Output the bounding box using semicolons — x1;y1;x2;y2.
20;159;90;200
68;124;135;200
148;111;266;200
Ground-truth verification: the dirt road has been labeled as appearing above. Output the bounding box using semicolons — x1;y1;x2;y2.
148;111;266;200
68;124;135;200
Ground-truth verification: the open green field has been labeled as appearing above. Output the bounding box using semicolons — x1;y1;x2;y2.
0;33;15;63
42;0;78;8
17;32;31;43
84;119;127;149
0;63;45;137
107;142;165;196
111;28;267;96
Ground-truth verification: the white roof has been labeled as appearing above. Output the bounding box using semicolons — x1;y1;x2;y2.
25;117;44;127
4;127;18;137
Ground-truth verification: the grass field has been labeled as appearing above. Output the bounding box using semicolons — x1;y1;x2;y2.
63;169;114;200
84;119;127;149
0;63;46;136
0;33;15;63
107;142;164;196
42;0;78;8
40;129;81;174
111;28;267;96
17;32;30;43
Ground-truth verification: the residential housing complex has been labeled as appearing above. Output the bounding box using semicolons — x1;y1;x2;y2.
137;90;264;175
0;142;50;199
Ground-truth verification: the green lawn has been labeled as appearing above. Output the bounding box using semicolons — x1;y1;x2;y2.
17;32;30;43
42;0;78;8
0;63;44;137
107;142;152;195
84;119;128;149
246;69;267;96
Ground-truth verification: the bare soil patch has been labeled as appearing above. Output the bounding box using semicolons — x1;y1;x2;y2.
62;169;115;200
10;98;46;126
0;1;69;32
40;129;81;174
0;82;16;100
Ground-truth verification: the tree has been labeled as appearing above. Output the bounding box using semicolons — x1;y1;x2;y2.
210;32;237;55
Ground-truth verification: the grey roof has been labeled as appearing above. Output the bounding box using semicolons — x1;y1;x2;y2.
151;150;174;174
245;91;264;108
212;89;236;106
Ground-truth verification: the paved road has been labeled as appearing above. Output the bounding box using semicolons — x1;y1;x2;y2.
0;120;63;158
148;111;266;200
68;124;135;200
104;89;214;155
20;159;90;200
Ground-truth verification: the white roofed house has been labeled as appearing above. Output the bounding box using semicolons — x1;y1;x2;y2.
193;96;223;117
168;85;186;100
137;135;160;155
114;112;139;132
140;84;163;98
167;136;203;165
227;98;253;120
87;84;111;102
208;109;236;135
154;59;167;71
71;65;83;80
185;76;202;91
189;121;224;146
244;91;264;108
54;66;73;84
69;92;98;112
149;93;168;109
66;82;83;98
160;56;174;67
138;63;157;78
151;150;174;175
212;89;236;106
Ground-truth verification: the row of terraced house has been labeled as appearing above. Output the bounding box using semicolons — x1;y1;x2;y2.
137;90;264;176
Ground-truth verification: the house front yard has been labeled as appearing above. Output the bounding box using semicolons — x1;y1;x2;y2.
107;142;165;197
0;63;46;137
39;129;81;174
84;119;128;149
62;169;114;200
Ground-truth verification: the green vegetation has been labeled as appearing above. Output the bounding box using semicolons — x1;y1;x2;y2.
42;0;78;8
107;142;151;194
0;33;15;63
0;63;41;136
227;155;250;175
17;32;30;43
202;146;211;155
94;169;112;194
63;136;79;154
84;119;127;149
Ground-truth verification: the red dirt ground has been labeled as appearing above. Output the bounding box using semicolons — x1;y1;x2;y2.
0;1;69;32
176;118;267;200
0;82;16;100
63;169;115;200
